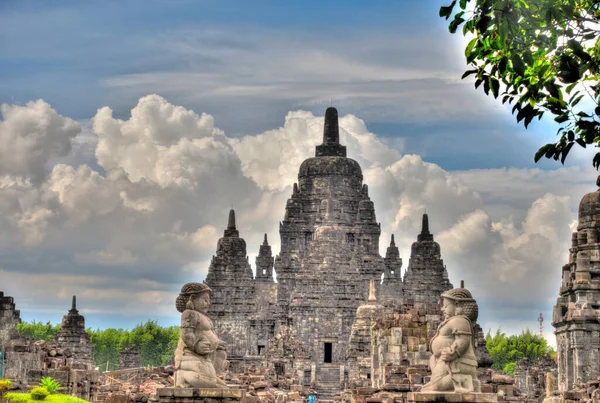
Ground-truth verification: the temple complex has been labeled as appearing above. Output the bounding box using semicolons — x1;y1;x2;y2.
552;176;600;391
202;107;476;399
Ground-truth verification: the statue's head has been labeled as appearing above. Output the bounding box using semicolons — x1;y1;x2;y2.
440;288;478;322
176;282;212;313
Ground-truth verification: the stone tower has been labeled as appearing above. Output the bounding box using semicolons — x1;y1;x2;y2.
0;291;23;349
255;234;274;282
54;296;94;369
205;209;257;360
380;234;403;303
402;213;453;304
553;176;600;391
274;107;385;395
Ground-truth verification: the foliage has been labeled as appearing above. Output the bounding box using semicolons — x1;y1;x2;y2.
0;379;13;397
18;320;179;372
440;0;600;168
503;361;517;376
88;320;179;371
5;393;89;403
486;328;555;372
40;378;61;394
16;321;60;341
29;387;50;401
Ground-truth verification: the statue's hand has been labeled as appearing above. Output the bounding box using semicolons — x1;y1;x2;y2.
217;340;227;351
440;347;455;362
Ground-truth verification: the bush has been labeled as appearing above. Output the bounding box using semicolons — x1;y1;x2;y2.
0;379;13;397
503;362;517;377
40;378;61;394
30;387;50;401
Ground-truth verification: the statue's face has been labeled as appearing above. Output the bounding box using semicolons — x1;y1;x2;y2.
191;292;210;313
441;297;456;319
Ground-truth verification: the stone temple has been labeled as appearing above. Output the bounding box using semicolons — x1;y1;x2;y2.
553;176;600;391
204;107;476;397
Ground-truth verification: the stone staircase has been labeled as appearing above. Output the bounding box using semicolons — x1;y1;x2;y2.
317;365;342;402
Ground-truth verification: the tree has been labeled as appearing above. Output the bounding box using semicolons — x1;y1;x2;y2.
485;328;555;373
440;0;600;168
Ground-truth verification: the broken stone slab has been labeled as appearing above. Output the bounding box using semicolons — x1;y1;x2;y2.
490;375;514;385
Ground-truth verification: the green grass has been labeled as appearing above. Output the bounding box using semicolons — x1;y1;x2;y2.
4;393;90;403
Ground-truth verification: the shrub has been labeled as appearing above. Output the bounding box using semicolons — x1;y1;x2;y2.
0;379;13;397
40;378;61;394
30;387;50;401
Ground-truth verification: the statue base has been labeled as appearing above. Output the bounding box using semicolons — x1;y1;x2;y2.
407;392;498;403
157;388;245;403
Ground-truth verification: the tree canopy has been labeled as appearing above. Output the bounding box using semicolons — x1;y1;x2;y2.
17;320;179;372
440;0;600;168
485;328;556;375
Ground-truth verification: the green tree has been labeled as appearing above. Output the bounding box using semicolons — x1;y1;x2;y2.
486;328;555;372
17;320;179;372
16;321;60;341
440;0;600;168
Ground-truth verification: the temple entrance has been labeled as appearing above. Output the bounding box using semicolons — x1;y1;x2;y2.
324;342;333;363
258;345;265;355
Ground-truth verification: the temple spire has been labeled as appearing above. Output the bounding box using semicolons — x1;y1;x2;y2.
263;233;268;245
421;213;430;235
390;234;395;247
315;107;347;157
417;213;434;242
227;209;236;230
323;107;339;145
72;295;76;310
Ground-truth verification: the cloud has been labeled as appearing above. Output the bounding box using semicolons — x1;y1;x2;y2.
0;100;80;183
0;95;587;346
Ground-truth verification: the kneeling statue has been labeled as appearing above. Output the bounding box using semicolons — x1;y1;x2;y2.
422;287;480;393
174;282;228;388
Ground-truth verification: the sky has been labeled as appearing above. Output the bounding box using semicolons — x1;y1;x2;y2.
0;0;598;347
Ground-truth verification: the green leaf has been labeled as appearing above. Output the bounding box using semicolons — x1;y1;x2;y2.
465;38;478;59
535;144;554;162
554;113;569;123
439;1;457;19
568;131;574;142
462;69;478;79
571;94;585;107
576;138;586;148
512;54;526;76
490;77;500;98
449;16;466;33
565;82;577;94
523;51;534;67
561;142;574;164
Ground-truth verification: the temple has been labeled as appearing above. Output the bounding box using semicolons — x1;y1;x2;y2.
203;107;473;398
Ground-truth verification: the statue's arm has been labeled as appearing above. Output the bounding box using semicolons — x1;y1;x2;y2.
441;318;472;361
181;311;212;355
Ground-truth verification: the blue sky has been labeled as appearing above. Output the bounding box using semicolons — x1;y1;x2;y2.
0;0;597;340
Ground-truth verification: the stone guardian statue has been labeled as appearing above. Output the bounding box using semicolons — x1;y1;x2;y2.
421;287;480;393
174;282;229;388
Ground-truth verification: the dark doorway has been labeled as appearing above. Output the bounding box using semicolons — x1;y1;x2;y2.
258;345;265;355
324;342;333;363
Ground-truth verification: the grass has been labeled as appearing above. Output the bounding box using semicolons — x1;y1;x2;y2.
4;393;90;403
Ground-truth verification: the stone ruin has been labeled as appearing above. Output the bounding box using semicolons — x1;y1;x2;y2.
119;346;143;370
0;294;101;400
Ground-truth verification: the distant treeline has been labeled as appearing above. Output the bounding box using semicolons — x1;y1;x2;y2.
16;321;555;375
16;320;179;372
485;328;556;376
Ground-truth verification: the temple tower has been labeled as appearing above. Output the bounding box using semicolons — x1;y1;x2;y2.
205;209;256;361
274;107;385;396
255;234;274;282
54;296;94;369
380;234;403;303
553;176;600;391
402;213;453;304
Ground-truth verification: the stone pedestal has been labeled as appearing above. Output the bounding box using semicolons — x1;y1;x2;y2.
407;392;497;403
157;388;245;403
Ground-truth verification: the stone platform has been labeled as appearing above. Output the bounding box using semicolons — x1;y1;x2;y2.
407;392;498;403
157;388;245;403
